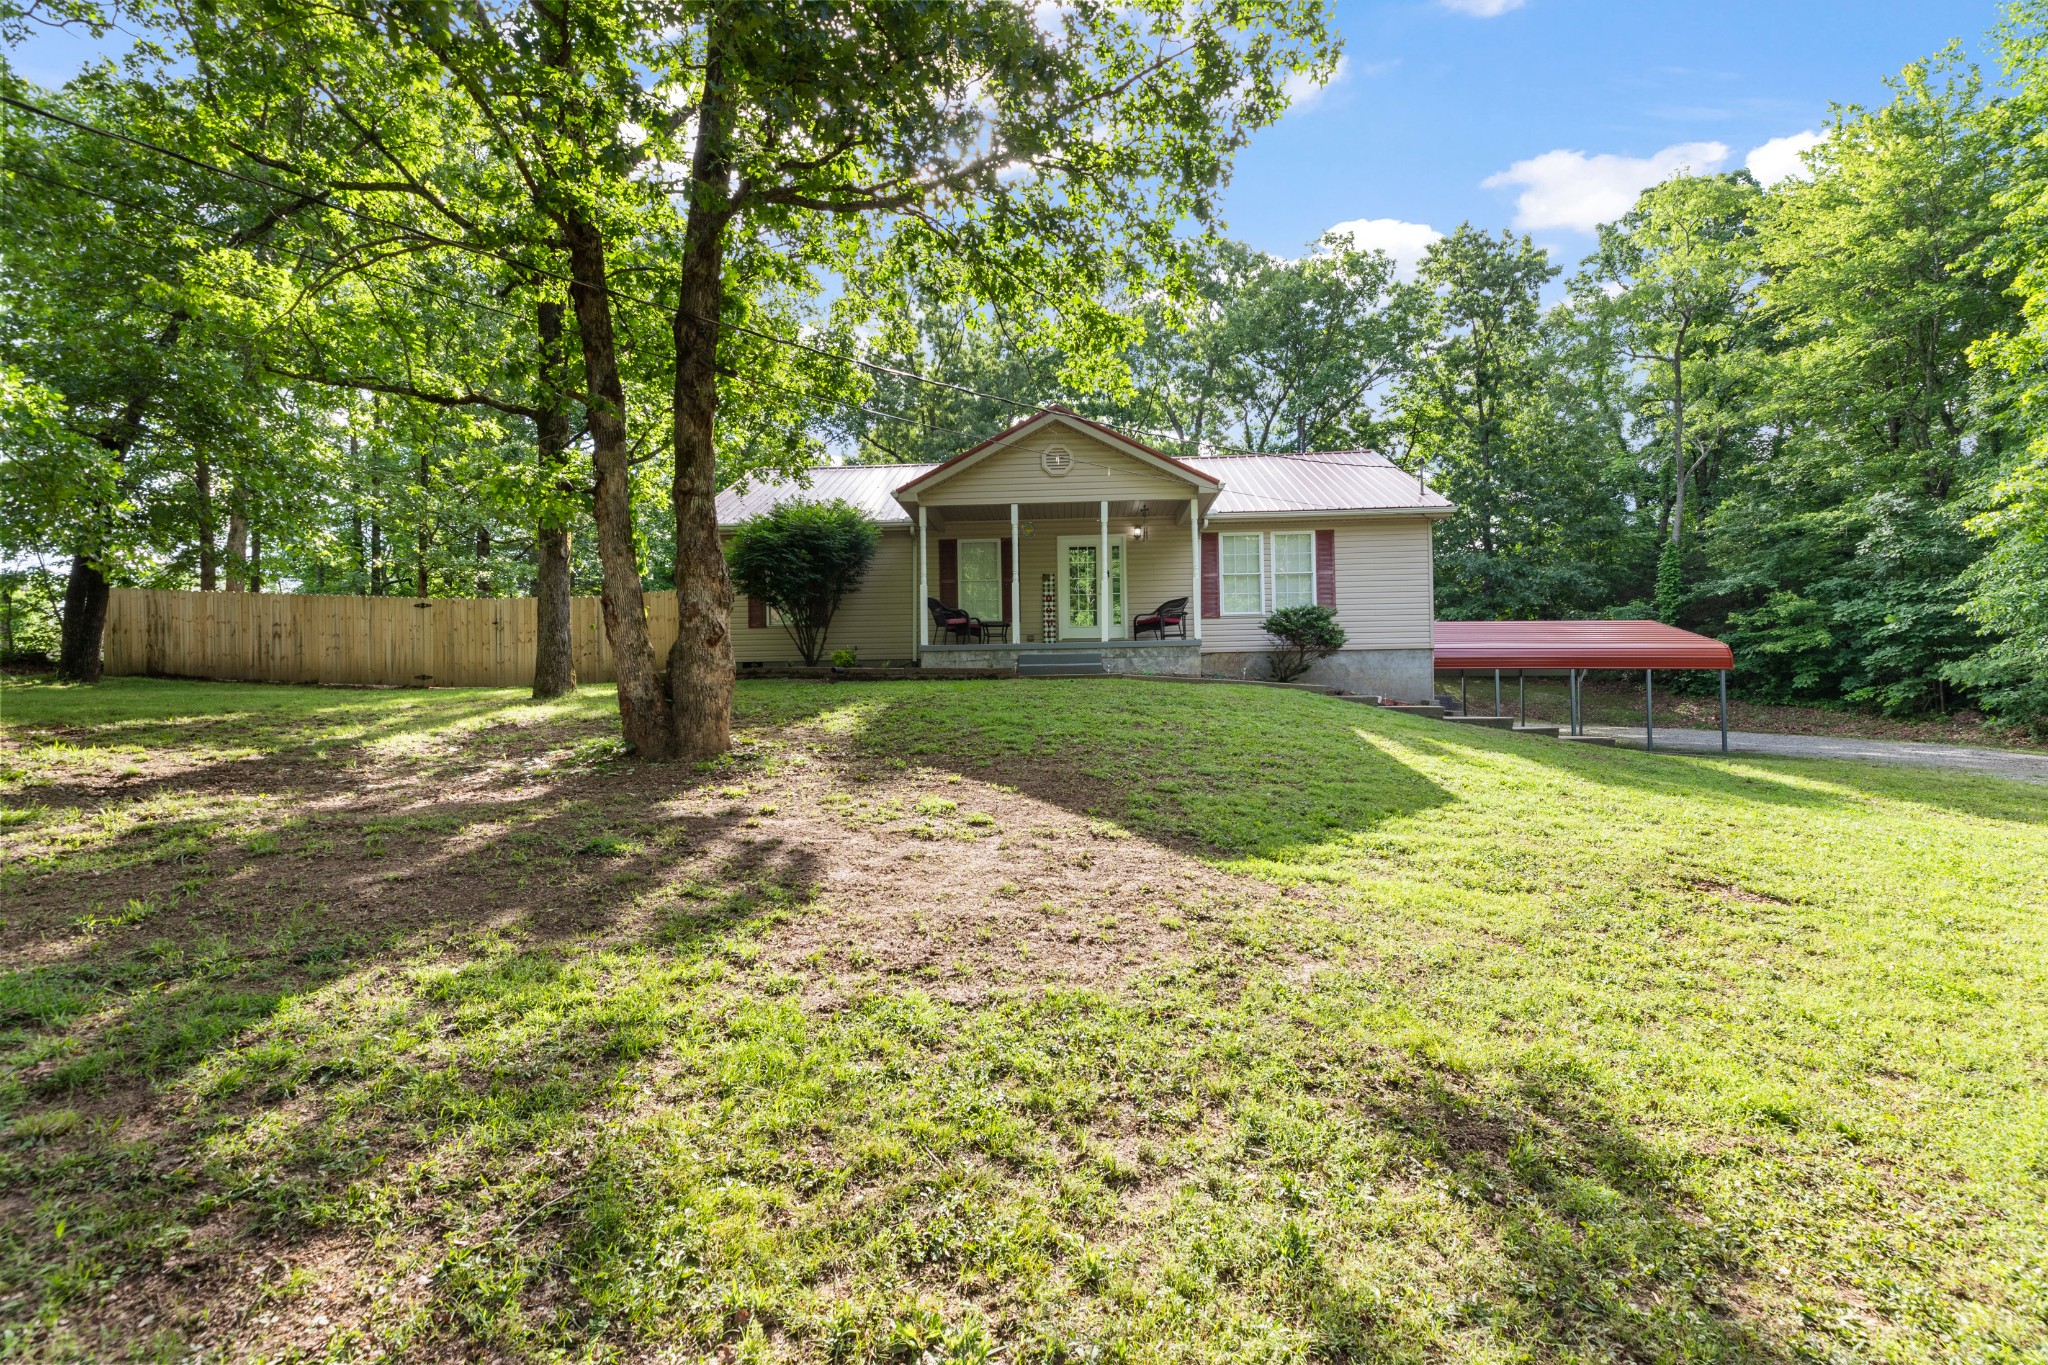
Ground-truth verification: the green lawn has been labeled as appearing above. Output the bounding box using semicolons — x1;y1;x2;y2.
1;675;2044;1363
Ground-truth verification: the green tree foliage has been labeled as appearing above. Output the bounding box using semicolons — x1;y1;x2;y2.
1707;52;2018;714
1581;173;1762;557
7;2;2044;739
1118;234;1417;455
837;232;1414;465
1393;227;1596;619
725;501;881;666
1952;2;2048;731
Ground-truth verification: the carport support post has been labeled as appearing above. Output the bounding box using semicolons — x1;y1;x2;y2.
1646;669;1655;751
1720;670;1729;752
1518;670;1525;725
1569;668;1580;735
1493;668;1501;717
1460;670;1468;714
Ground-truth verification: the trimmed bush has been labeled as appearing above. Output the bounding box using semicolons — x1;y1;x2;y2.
1262;604;1346;682
726;500;880;665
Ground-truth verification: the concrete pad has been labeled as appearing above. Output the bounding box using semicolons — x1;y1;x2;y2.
1585;726;2048;784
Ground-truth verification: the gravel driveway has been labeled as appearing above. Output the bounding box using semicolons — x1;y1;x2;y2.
1585;726;2048;785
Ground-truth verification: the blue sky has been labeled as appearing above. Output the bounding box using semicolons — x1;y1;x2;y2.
1221;0;2000;273
6;0;2001;280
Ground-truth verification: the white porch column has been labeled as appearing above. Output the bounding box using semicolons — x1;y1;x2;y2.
1188;496;1202;640
1009;502;1021;641
1098;500;1111;643
917;504;930;650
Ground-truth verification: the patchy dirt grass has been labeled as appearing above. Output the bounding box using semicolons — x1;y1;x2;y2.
1;676;2044;1364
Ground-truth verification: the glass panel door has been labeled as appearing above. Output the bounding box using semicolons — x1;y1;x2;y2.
1064;545;1097;632
1056;537;1126;638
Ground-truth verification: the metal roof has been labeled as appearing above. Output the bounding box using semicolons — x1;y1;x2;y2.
717;463;930;527
1434;620;1734;671
716;447;1449;527
1185;450;1450;517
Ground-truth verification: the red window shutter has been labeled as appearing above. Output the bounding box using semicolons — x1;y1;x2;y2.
1315;529;1337;607
1201;532;1220;619
1000;538;1013;621
938;539;958;606
747;595;766;629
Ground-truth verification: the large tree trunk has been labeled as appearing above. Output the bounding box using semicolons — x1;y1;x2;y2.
415;446;431;597
565;217;675;757
532;298;577;699
195;453;217;590
224;497;249;592
665;28;737;760
57;553;110;683
1668;341;1687;547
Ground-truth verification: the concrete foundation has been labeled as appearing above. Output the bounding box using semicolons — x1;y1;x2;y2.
1201;647;1436;702
919;640;1201;677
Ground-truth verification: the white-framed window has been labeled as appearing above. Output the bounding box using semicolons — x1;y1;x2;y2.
1219;532;1264;615
957;539;1003;622
1271;531;1316;609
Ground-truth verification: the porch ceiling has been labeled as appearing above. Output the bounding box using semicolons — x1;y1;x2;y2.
925;499;1192;528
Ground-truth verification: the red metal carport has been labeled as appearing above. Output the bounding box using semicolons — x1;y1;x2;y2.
1434;619;1736;750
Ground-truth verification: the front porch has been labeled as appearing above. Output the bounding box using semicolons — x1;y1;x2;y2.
896;410;1221;663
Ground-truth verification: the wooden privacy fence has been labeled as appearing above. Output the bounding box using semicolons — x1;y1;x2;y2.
103;588;684;687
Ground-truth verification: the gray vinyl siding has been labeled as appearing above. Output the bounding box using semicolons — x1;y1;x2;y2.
729;517;1435;659
1195;517;1436;652
728;526;917;663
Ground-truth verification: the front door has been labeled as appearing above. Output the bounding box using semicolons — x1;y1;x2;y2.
1056;536;1126;639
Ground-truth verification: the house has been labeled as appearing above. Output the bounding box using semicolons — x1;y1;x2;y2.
714;408;1453;700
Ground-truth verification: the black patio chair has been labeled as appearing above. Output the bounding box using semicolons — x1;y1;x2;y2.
927;597;981;643
1131;596;1190;640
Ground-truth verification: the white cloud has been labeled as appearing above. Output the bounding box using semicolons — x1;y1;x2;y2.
1746;130;1823;185
1439;0;1525;15
1283;54;1349;113
1325;218;1443;279
1481;140;1730;233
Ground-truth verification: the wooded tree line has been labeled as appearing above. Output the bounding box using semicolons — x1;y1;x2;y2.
835;24;2048;732
3;2;2044;742
0;0;1339;757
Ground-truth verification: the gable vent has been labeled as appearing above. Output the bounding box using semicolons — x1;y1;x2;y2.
1041;446;1073;476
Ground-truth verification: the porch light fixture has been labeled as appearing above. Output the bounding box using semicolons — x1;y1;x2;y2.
1132;503;1150;539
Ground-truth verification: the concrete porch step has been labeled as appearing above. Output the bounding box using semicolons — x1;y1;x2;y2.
1441;714;1516;730
1512;724;1561;737
1379;703;1447;718
1556;733;1617;746
1018;651;1106;677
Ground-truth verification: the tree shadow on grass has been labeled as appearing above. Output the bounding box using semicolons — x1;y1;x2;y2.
0;692;853;1360
0;679;1948;1362
816;679;1460;863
